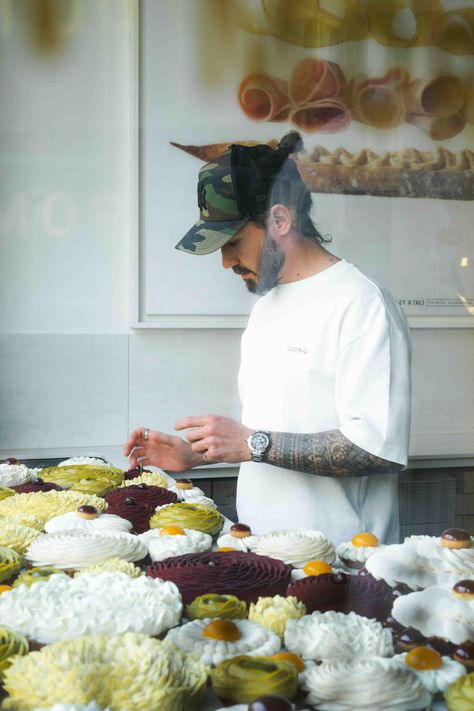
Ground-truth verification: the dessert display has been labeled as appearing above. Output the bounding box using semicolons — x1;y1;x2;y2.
247;529;335;568
211;655;298;705
120;470;169;488
392;647;465;694
218;523;257;552
103;497;153;534
0;546;22;583
166;617;281;666
75;557;142;579
284;610;393;662
2;513;44;531
105;483;177;510
168;478;206;501
186;593;248;621
39;464;124;496
214;697;296;711
0;460;33;488
44;506;132;534
392;582;474;645
287;571;393;620
0;625;28;679
302;657;432;710
2;634;208;711
58;457;111;467
149;502;225;537
25;530;147;570
0;487;15;501
366;529;474;590
0;522;41;555
13;567;66;588
0;490;107;527
290;559;334;582
139;526;212;561
248;596;306;640
12;479;63;493
336;532;384;571
445;671;474;710
0;572;182;644
147;551;292;604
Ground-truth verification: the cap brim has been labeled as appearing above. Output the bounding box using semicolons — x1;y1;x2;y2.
174;217;250;255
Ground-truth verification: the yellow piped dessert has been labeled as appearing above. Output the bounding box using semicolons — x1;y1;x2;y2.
248;596;306;640
2;514;44;531
445;671;474;710
0;488;14;502
186;593;247;621
0;546;22;583
0;491;107;526
150;502;224;537
75;557;142;579
120;471;169;489
211;654;298;705
0;522;40;555
303;560;333;576
0;626;28;680
203;619;241;642
13;567;66;588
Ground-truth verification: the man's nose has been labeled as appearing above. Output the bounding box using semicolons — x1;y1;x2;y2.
221;246;237;269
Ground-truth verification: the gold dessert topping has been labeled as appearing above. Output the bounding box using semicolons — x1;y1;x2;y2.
351;532;379;547
303;560;333;576
405;646;443;670
203;619;241;642
160;525;185;536
0;585;12;595
272;651;305;672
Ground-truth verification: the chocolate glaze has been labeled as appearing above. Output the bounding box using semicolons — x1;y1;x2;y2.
176;478;192;484
3;457;19;465
441;528;471;542
77;505;97;515
383;616;404;635
123;467;152;480
453;641;474;668
426;636;455;657
13;482;63;493
453;580;474;595
231;523;251;532
248;696;293;711
105;498;154;534
105;484;177;510
395;627;426;651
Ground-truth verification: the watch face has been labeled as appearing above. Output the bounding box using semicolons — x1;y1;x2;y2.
250;432;270;454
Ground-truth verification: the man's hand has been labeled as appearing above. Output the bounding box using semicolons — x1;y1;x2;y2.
174;415;253;464
123;427;203;472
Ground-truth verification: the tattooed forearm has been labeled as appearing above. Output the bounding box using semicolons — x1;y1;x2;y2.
266;429;402;478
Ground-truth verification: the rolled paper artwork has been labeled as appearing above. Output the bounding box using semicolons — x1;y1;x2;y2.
405;74;465;118
289;57;347;104
290;99;351;133
408;111;466;140
350;68;410;129
432;7;474;55
366;0;439;48
238;74;291;122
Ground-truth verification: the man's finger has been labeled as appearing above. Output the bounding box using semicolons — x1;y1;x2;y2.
174;416;213;431
184;427;207;443
190;437;211;453
123;428;145;456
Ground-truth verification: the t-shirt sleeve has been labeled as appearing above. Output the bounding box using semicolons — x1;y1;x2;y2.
335;295;411;466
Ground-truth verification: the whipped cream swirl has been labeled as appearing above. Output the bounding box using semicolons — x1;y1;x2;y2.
285;610;393;662
0;572;182;643
0;463;32;488
392;652;465;694
139;528;212;561
248;529;335;568
45;511;132;534
25;530;147;569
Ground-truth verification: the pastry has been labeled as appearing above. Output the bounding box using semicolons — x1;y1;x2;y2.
166;617;280;666
218;524;257;552
39;464;123;497
139;526;212;561
248;529;335;568
285;609;393;662
211;655;298;705
0;522;40;555
13;567;66;587
2;634;208;711
103;497;153;534
392;582;474;645
302;657;432;710
105;483;177;510
392;647;465;694
74;558;142;579
248;596;306;640
0;461;32;488
337;532;384;571
441;529;472;550
0;626;28;680
120;470;169;488
44;506;132;534
0;572;182;644
287;571;393;620
147;551;292;604
25;530;147;570
0;546;22;583
186;593;247;621
0;491;107;527
168;479;206;501
445;671;474;710
150;502;224;537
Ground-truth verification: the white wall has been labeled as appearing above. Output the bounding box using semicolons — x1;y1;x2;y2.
0;0;473;469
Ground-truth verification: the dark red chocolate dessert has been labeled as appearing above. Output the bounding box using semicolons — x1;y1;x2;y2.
123;467;153;480
147;551;292;604
13;480;63;493
105;497;154;534
104;484;177;511
287;571;392;621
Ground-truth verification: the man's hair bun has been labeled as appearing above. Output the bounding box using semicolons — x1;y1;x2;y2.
278;131;304;156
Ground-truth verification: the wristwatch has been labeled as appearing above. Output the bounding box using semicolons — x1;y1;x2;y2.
246;431;271;463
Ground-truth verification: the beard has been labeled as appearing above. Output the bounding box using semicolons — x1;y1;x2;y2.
253;231;286;295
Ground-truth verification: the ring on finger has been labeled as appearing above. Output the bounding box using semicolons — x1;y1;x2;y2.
143;428;150;441
202;452;208;462
137;455;148;464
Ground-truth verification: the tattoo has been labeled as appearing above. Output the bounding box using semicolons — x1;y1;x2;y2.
266;429;402;478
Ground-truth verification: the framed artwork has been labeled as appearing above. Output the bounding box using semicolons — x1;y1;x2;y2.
136;0;474;328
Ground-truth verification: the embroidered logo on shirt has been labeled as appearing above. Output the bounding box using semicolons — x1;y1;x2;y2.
286;346;308;354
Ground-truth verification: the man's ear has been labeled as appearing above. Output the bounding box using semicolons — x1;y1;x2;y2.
269;203;292;236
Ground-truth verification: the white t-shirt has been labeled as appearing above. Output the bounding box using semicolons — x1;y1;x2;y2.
237;259;411;546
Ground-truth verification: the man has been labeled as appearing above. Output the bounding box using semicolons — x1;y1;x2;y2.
124;133;411;545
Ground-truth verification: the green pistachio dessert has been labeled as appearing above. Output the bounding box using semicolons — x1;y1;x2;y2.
186;593;248;621
150;502;224;537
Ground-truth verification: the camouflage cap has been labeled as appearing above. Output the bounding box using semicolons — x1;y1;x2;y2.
175;143;281;255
